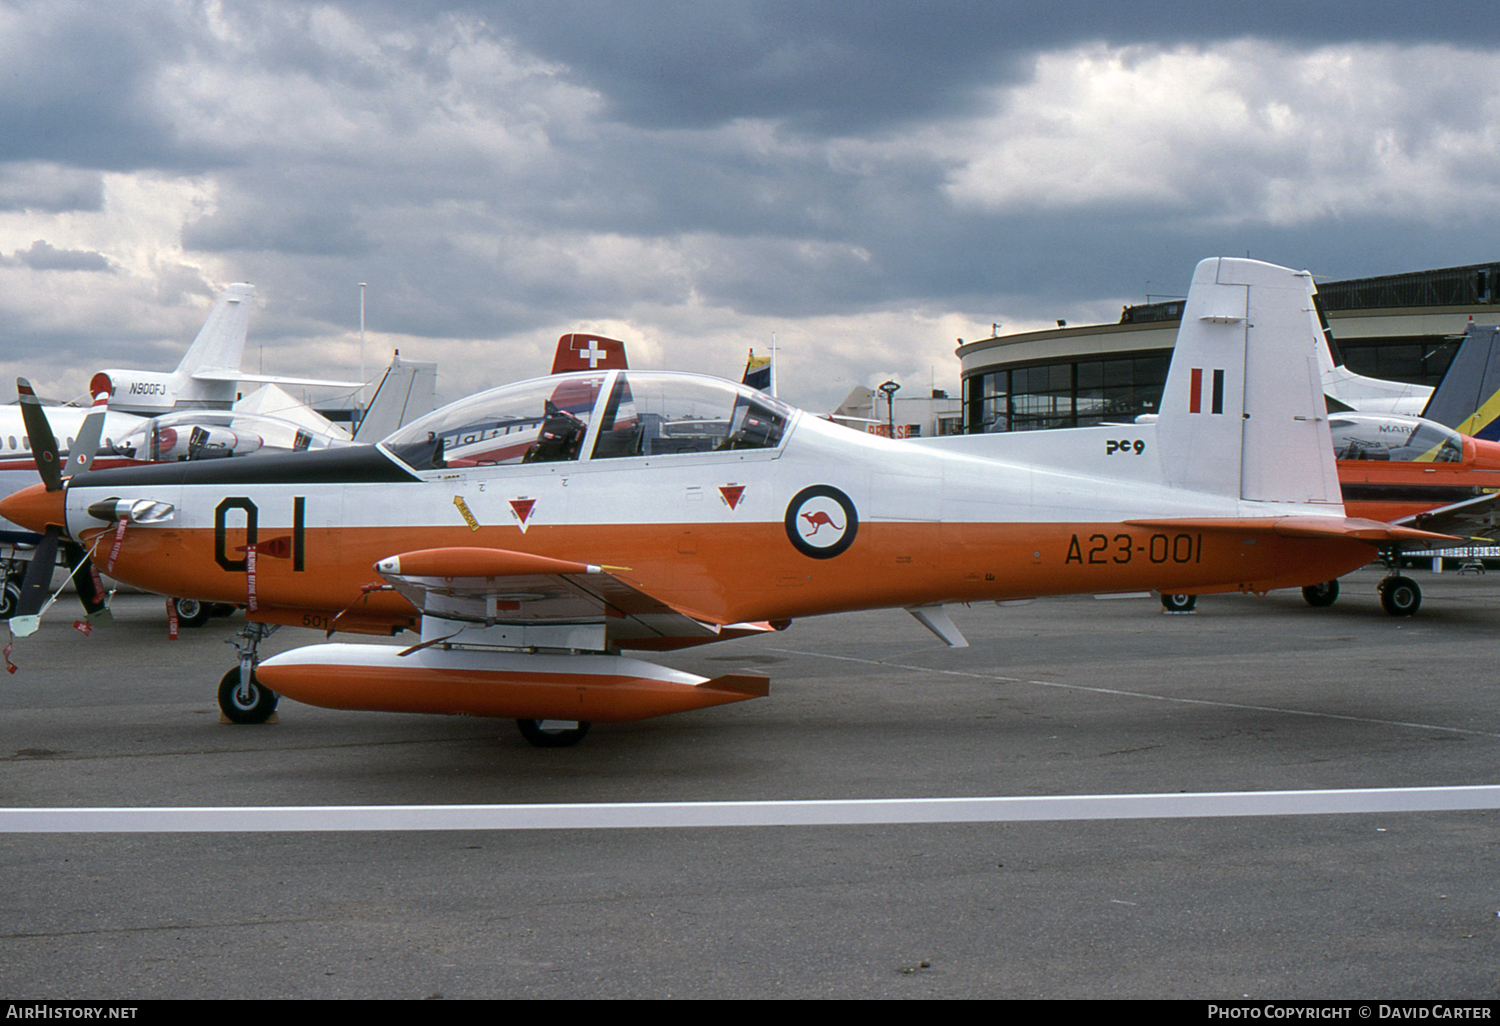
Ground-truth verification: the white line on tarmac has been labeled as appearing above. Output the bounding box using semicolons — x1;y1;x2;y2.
767;648;1500;740
2;786;1498;832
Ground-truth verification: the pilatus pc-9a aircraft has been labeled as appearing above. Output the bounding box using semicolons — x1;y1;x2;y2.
1;259;1452;746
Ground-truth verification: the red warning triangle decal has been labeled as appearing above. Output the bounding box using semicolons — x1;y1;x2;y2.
719;485;745;510
510;498;536;533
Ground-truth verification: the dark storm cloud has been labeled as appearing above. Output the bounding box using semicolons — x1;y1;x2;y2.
0;2;202;171
476;0;1500;133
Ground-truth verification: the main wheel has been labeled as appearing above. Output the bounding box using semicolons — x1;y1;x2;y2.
1379;576;1421;617
217;667;279;724
1160;593;1197;612
515;719;591;748
173;597;212;629
1301;579;1340;608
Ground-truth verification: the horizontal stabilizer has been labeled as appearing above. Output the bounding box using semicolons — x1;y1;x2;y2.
1392;491;1500;543
1124;516;1459;545
192;369;364;389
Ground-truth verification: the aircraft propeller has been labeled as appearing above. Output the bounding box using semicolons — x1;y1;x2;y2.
10;379;113;635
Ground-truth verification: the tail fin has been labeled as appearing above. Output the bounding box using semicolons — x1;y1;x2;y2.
743;348;773;392
353;352;438;442
172;283;254;377
551;333;628;374
1155;258;1340;506
1420;322;1500;440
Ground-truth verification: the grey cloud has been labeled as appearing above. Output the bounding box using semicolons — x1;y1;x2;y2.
0;164;104;212
9;240;112;272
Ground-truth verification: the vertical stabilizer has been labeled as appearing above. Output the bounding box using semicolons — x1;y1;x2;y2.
1421;323;1500;440
354;353;438;442
1155;258;1341;506
173;283;255;378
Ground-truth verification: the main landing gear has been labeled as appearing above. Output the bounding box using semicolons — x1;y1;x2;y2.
1377;574;1421;617
1300;579;1340;608
1160;593;1197;613
1298;573;1420;616
217;621;280;724
515;719;592;748
173;598;238;629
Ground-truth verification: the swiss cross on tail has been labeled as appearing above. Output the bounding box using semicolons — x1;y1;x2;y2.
1188;368;1226;415
551;333;630;374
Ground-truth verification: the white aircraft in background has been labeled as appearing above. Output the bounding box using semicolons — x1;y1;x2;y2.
1313;294;1432;415
89;283;361;415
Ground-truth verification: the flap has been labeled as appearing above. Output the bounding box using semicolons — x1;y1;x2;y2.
375;545;722;646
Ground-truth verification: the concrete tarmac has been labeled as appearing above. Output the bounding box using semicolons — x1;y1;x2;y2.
2;567;1498;999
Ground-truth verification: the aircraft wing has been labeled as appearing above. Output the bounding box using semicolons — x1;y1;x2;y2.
373;546;766;648
1389;492;1500;543
191;369;364;388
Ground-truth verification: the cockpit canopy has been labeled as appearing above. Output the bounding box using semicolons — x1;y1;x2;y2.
380;370;794;472
111;410;350;462
1329;414;1464;463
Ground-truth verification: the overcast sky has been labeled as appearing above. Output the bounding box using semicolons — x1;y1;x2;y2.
4;0;1500;413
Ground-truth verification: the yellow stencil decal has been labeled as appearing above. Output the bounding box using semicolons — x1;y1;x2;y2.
453;495;480;532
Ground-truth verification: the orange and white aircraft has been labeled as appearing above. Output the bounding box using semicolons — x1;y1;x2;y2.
0;258;1453;745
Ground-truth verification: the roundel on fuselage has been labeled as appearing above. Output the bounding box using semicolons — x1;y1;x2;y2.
784;485;858;559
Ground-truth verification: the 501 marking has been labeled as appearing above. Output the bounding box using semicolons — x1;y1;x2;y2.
1065;531;1202;565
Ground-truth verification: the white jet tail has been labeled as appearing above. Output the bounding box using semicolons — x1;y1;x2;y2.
172;283;255;378
1154;257;1341;507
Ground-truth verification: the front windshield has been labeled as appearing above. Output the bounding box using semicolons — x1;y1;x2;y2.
1330;416;1464;463
382;373;606;471
590;371;790;459
111;410;348;462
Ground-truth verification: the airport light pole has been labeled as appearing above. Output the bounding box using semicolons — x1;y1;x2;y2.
879;380;900;438
358;282;367;412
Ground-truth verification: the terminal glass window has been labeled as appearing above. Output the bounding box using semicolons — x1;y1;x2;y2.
969;351;1169;432
382;373;606;471
591;372;790;459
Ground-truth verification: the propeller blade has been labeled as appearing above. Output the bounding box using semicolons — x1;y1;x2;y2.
64;392;109;479
61;538;110;621
10;527;60;635
17;378;62;492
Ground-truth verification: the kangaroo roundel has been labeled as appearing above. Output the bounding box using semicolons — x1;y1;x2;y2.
785;485;858;559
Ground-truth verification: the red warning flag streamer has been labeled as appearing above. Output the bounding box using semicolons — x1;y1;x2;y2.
104;519;128;575
245;543;258;613
165;597;179;640
3;639;16;674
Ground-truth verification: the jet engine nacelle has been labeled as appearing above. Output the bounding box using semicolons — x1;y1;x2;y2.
90;370;236;415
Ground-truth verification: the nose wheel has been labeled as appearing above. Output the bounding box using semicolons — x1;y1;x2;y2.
217;621;281;723
217;666;278;724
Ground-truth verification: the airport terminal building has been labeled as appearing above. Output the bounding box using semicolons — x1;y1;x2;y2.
958;262;1500;433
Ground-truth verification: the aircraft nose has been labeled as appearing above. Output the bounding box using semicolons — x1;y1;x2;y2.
0;482;66;534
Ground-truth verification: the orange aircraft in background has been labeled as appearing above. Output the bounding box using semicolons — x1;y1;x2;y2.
1;258;1453;745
